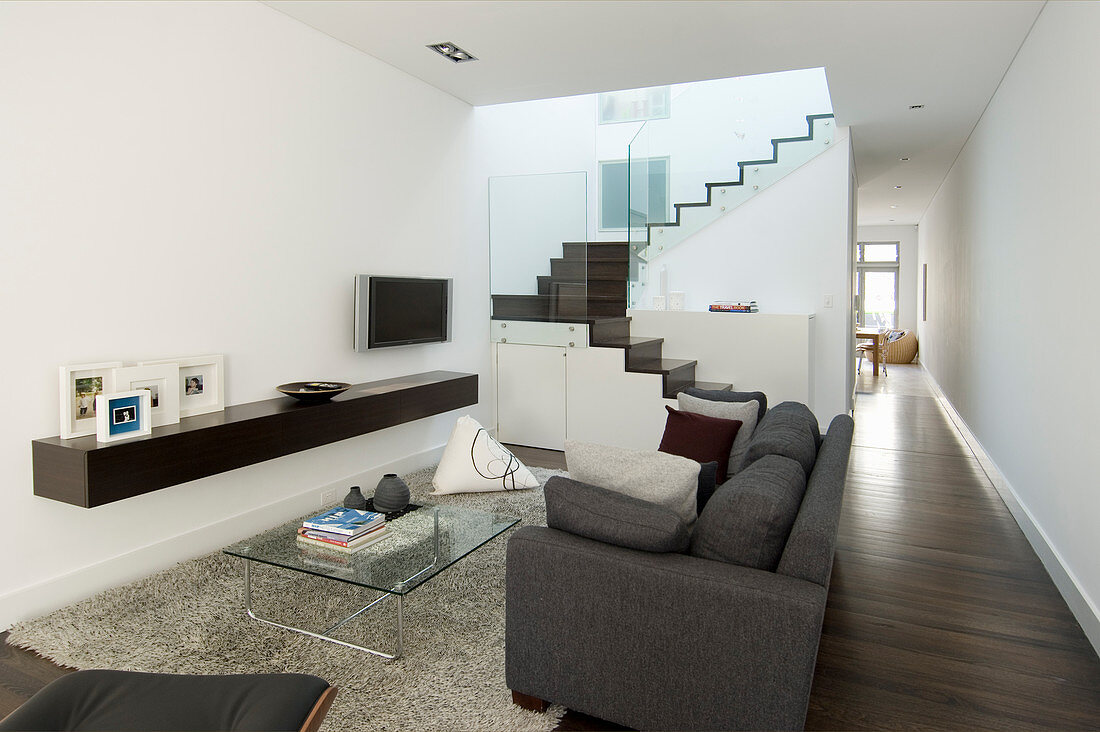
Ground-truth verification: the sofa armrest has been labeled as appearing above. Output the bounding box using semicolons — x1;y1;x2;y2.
505;526;827;731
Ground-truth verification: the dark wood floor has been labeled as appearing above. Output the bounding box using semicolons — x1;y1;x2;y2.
4;365;1100;729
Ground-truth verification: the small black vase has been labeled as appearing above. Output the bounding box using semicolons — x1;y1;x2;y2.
373;473;410;513
343;485;367;510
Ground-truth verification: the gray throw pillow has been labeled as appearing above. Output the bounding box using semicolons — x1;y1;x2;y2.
677;392;760;477
681;387;767;426
740;406;818;476
689;455;807;571
545;476;690;553
564;440;700;528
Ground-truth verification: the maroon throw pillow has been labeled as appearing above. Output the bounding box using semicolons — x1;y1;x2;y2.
658;406;742;483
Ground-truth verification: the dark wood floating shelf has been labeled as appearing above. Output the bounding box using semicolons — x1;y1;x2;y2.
32;371;478;508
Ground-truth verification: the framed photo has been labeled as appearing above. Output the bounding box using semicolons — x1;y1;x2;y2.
59;361;122;439
141;355;224;417
113;364;180;428
95;389;152;443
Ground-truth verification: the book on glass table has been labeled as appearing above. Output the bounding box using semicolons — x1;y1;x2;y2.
301;507;385;537
297;523;386;548
296;526;390;554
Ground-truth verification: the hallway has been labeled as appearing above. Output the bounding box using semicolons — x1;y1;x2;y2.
806;364;1100;728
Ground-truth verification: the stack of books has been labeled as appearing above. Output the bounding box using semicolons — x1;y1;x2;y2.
709;300;759;313
296;506;389;553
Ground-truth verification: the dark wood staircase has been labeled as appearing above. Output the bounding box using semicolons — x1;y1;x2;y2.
491;242;732;399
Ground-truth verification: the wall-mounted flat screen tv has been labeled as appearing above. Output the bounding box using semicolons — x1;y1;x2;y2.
354;275;452;351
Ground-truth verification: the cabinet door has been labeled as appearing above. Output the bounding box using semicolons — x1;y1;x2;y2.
496;343;567;450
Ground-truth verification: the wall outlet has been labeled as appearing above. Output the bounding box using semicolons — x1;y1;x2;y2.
321;488;337;506
824;294;834;308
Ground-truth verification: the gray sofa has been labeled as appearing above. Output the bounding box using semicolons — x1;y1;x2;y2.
505;403;854;731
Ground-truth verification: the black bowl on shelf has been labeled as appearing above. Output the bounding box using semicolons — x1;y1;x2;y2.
276;381;352;404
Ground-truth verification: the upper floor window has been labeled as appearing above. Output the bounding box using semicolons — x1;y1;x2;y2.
598;86;671;125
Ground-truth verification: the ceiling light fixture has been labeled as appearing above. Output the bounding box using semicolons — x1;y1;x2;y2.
894;185;903;189
899;157;910;161
890;205;898;209
909;104;924;110
427;41;478;63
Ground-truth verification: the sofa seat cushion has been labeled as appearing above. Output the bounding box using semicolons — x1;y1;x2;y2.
677;392;760;477
544;476;690;552
740;405;818;475
689;455;807;571
658;406;742;483
681;387;767;426
565;440;700;527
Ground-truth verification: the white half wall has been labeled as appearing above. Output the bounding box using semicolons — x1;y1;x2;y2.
857;224;919;335
635;133;855;423
917;1;1100;653
0;1;486;629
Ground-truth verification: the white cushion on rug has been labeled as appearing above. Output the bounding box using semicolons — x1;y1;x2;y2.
431;415;540;494
564;440;700;527
677;392;759;477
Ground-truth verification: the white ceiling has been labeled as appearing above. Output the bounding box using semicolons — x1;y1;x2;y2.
263;0;1043;226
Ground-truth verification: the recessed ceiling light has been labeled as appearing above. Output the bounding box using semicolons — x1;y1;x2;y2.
894;185;903;189
899;157;910;161
427;41;478;63
909;104;924;110
890;205;898;209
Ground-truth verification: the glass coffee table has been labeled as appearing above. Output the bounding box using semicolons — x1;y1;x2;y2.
223;503;518;660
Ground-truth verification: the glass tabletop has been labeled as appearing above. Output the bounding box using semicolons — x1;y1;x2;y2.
223;503;519;595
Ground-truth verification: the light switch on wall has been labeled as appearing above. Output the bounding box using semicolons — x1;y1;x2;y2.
824;294;834;308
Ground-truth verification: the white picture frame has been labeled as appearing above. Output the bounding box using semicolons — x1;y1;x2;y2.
113;363;180;428
141;355;224;417
59;361;122;439
95;389;153;443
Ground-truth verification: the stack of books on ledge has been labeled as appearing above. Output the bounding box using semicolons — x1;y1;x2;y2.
296;507;389;553
709;300;759;313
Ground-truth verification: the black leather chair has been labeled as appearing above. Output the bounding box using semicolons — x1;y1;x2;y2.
0;670;337;732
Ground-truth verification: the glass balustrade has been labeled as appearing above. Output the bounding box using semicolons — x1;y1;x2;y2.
488;172;592;343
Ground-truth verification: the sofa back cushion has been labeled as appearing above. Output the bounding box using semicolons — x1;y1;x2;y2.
768;401;822;448
689;455;807;571
565;440;700;527
739;404;818;475
545;476;690;553
681;387;767;426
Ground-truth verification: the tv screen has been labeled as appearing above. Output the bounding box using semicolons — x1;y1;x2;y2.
355;276;451;350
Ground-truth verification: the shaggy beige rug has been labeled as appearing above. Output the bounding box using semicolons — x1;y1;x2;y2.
7;466;566;731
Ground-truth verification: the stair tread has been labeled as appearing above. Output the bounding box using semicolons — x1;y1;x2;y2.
552;257;630;264
692;381;733;391
628;358;697;375
592;336;664;349
492;293;625;302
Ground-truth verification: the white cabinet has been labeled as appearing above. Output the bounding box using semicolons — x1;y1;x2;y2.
495;343;567;450
494;342;669;452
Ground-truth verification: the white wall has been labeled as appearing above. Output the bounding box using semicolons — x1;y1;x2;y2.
917;1;1100;651
633;133;855;422
0;1;486;628
857;224;919;334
